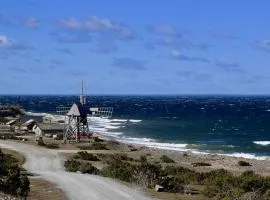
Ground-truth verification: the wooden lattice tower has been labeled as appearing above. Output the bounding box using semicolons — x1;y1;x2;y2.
64;103;90;143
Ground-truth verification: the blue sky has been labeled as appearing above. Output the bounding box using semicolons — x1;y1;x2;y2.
0;0;269;95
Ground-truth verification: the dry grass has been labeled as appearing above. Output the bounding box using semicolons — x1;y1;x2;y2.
28;178;67;200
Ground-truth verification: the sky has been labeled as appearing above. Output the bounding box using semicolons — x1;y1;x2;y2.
0;0;269;95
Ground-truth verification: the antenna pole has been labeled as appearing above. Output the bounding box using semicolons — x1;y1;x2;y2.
80;80;84;105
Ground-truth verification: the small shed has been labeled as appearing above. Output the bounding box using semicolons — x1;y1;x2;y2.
6;119;17;126
21;119;36;131
33;123;65;138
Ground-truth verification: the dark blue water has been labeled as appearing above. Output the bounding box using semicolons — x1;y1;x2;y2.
0;95;269;157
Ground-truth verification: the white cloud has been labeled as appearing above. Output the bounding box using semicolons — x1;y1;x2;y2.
25;17;39;28
0;35;32;50
216;58;239;68
171;50;210;63
147;25;181;37
0;35;13;47
57;16;136;40
171;50;181;57
254;40;270;52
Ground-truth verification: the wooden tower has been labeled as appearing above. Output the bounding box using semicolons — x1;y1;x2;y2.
64;81;90;143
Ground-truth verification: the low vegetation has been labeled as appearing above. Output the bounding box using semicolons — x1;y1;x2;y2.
192;162;212;167
77;143;108;150
238;160;251;166
64;159;99;175
77;151;100;161
64;151;270;200
160;155;175;163
0;148;30;198
37;140;59;149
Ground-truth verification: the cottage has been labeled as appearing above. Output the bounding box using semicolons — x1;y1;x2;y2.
33;123;65;138
21;119;36;131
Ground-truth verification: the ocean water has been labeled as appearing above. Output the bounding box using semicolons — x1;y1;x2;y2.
0;95;269;159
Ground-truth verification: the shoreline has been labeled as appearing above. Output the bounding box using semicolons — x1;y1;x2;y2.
93;134;270;176
24;112;270;160
0;136;269;200
97;133;270;160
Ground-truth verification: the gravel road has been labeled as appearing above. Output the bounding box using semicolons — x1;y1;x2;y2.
0;141;152;200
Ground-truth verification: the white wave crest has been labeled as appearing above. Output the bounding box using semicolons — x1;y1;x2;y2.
119;137;188;151
224;153;269;160
129;119;142;123
253;141;270;146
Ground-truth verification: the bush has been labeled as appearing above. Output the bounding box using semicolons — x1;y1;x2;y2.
238;160;251;166
114;153;134;161
93;137;104;142
79;162;99;174
192;162;211;167
54;133;63;140
139;155;147;163
78;143;108;150
159;176;184;193
160;155;175;163
164;166;202;185
107;140;120;145
64;159;81;172
77;151;100;161
130;148;138;151
102;160;136;182
0;149;30;198
45;143;59;149
37;140;46;147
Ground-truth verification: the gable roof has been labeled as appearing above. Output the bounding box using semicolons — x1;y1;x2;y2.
67;103;87;117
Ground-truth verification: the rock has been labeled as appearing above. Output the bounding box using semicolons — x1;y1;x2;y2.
155;184;164;192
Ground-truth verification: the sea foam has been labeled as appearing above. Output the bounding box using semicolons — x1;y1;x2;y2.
253;141;270;146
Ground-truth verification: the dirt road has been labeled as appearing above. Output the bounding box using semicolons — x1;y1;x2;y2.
0;140;152;200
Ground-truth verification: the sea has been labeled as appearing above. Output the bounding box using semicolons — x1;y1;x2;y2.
0;95;269;160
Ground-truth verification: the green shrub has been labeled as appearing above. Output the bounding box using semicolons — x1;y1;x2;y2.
45;143;59;149
37;140;46;147
160;155;175;163
54;133;63;140
159;176;184;193
77;151;100;161
102;160;136;182
79;162;99;174
130;148;138;151
78;143;108;150
139;155;147;162
64;159;81;172
164;166;202;185
114;153;134;161
192;162;211;167
0;149;30;198
238;160;251;166
107;140;120;145
94;137;104;142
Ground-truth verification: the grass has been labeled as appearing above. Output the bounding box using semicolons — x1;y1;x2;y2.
63;152;270;200
0;148;30;198
77;151;100;161
37;140;59;149
77;143;108;150
64;159;99;174
160;155;175;163
191;162;211;167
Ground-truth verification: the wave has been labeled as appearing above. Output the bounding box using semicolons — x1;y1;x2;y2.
26;112;269;160
253;141;270;146
222;153;269;160
117;137;188;151
129;119;142;123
